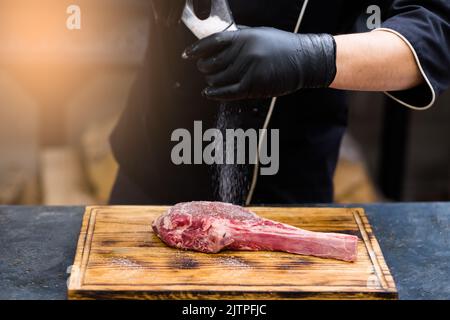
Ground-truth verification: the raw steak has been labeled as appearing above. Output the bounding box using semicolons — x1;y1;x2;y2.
152;202;358;262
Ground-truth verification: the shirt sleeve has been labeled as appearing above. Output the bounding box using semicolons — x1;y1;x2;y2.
376;0;450;110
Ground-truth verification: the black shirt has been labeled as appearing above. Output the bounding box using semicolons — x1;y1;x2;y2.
110;0;450;204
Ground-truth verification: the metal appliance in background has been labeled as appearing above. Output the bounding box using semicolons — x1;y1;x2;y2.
182;0;238;39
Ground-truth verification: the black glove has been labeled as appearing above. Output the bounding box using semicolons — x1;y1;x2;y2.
183;27;337;101
150;0;186;26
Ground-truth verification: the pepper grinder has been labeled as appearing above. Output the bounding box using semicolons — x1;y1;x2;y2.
182;0;238;39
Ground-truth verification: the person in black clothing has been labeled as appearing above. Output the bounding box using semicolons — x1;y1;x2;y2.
110;0;450;205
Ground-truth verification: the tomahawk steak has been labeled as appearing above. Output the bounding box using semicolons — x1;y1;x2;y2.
152;202;358;262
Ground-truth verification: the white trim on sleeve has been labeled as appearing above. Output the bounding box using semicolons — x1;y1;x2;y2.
374;27;436;111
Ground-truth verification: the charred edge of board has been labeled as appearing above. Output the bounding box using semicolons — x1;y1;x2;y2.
69;290;398;300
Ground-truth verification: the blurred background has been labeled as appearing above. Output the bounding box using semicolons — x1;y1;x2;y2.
0;0;448;205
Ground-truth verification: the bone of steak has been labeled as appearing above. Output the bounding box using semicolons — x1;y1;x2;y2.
152;202;358;262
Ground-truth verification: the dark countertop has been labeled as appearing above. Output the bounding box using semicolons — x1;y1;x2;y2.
0;203;449;300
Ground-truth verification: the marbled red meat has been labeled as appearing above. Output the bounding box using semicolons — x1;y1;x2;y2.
152;202;358;262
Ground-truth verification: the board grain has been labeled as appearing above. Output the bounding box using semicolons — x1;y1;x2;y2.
68;206;397;300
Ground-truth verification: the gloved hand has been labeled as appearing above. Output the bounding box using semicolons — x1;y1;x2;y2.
150;0;186;26
183;27;337;101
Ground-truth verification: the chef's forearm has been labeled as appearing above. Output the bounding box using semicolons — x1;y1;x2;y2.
330;30;423;92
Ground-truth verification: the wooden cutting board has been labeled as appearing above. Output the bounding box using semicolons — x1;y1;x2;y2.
68;206;397;300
